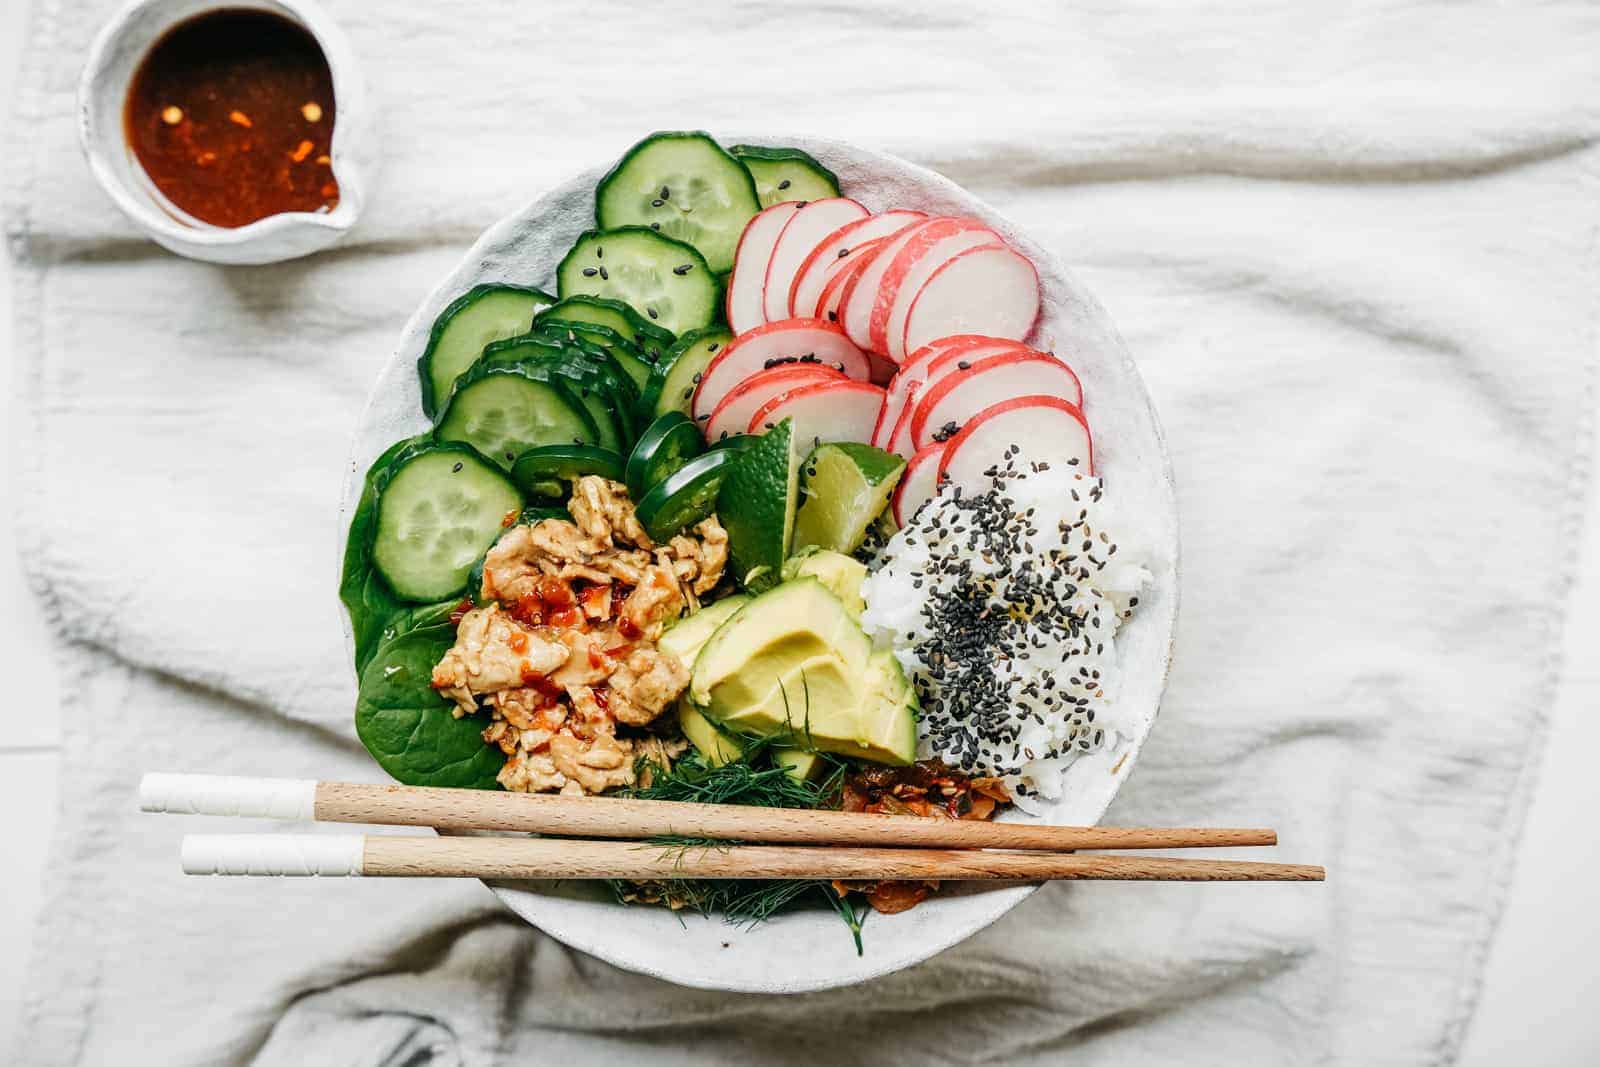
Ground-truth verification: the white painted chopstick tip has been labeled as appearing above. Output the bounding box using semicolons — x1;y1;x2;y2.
181;834;364;877
140;773;317;821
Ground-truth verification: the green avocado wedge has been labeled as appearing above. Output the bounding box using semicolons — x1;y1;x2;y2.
354;599;504;790
716;417;802;591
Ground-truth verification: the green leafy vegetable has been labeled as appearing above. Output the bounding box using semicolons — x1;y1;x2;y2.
354;599;504;790
340;435;430;672
616;743;866;952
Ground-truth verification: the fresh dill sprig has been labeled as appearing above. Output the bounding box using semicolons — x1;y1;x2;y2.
617;742;864;951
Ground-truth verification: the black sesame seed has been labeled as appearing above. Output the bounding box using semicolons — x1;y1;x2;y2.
582;267;597;277
778;179;792;190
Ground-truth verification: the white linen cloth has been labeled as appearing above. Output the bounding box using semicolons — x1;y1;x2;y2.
7;1;1598;1063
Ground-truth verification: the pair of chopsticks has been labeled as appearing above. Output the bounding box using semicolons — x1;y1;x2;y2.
141;773;1325;882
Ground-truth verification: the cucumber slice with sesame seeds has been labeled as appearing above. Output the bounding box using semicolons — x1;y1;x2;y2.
595;132;761;273
434;363;600;470
371;442;523;602
728;145;840;208
416;284;555;419
558;227;719;338
533;295;675;365
646;326;734;419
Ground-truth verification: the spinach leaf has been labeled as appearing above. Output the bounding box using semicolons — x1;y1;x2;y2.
354;599;504;789
340;435;432;671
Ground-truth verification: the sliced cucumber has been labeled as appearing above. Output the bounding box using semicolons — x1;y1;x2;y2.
595;131;761;273
533;295;674;366
635;448;739;543
417;284;553;419
558;227;718;338
372;443;523;602
511;443;627;500
646;326;733;418
728;144;840;207
522;325;646;441
480;337;627;454
626;411;704;499
435;363;599;469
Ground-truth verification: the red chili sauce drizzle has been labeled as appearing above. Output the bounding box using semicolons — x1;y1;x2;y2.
124;9;338;228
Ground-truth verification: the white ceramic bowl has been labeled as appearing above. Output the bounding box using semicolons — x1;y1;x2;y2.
78;0;375;265
340;137;1179;993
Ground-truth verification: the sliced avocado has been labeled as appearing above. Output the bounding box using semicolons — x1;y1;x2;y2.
774;747;825;783
782;547;867;619
660;596;749;767
658;594;749;666
690;578;869;712
678;700;743;765
690;578;914;766
851;649;918;766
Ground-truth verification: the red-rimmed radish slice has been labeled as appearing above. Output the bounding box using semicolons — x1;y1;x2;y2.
838;221;930;351
748;378;885;449
910;352;1084;449
938;396;1093;496
704;363;844;443
817;241;882;324
901;246;1040;357
892;442;947;526
725;202;802;334
870;218;1000;359
763;198;868;323
789;210;925;319
691;318;869;425
879;336;1037;452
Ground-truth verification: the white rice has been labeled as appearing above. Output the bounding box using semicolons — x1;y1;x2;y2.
861;461;1150;812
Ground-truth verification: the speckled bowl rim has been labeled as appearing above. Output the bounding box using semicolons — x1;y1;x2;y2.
338;135;1179;994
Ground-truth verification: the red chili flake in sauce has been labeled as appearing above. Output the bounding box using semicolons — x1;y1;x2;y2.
592;687;610;710
509;594;543;627
616;616;642;640
508;631;528;654
500;509;519;529
448;597;475;626
124;10;338;228
538;577;576;608
549;606;583;629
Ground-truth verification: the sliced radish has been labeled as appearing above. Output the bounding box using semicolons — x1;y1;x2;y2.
838;221;930;352
725;202;802;335
816;241;882;323
704;364;843;443
901;245;1040;357
789;210;925;319
870;218;1000;359
910;352;1084;449
892;443;947;526
748;378;885;450
878;336;1035;452
763;198;868;324
872;378;916;455
938;396;1093;497
691;319;869;425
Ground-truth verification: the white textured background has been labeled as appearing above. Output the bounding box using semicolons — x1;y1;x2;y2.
1;2;1597;1061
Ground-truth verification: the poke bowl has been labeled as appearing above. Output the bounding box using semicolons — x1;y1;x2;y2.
339;132;1178;993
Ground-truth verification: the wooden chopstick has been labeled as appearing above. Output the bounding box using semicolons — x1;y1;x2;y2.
141;773;1277;852
180;833;1326;882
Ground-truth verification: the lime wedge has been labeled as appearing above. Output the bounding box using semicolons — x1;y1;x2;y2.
792;442;906;554
717;417;802;591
